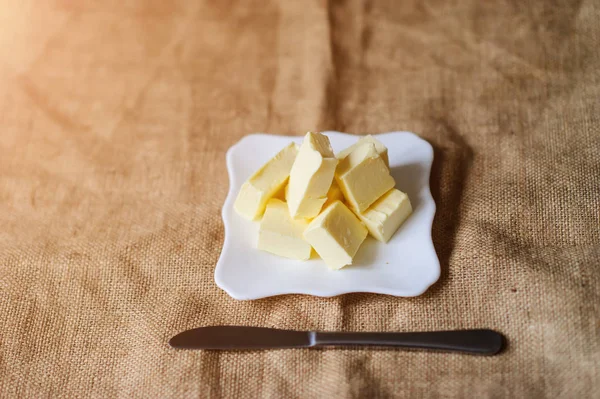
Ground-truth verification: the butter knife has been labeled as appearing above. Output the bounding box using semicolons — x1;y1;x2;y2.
169;326;504;355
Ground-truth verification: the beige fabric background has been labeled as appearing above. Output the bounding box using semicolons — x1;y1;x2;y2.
1;0;599;398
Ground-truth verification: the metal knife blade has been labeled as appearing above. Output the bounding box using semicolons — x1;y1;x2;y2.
169;326;314;350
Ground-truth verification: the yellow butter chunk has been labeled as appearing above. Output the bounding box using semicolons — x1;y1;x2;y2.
273;183;288;201
285;179;342;212
337;135;389;168
335;142;395;213
287;132;338;219
234;142;299;220
304;201;368;270
258;199;312;260
321;180;344;210
354;189;412;243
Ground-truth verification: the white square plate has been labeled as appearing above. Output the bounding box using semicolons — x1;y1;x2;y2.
215;131;440;300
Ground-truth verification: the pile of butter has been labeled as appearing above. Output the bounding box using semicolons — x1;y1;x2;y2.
234;132;412;270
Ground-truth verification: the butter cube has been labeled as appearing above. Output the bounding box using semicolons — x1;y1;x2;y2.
258;199;312;260
335;142;395;213
285;179;342;212
354;189;412;243
337;135;389;168
321;180;344;210
304;201;368;269
234;143;298;220
287;132;338;219
273;183;288;201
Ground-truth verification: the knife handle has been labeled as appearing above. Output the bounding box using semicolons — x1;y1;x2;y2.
313;329;503;355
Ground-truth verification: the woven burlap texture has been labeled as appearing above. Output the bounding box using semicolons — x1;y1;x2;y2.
1;1;599;398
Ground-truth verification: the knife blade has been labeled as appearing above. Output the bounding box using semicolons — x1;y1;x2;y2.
169;326;312;350
169;326;504;355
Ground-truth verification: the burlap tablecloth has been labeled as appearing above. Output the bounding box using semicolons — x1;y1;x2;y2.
1;1;599;397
